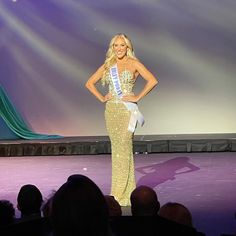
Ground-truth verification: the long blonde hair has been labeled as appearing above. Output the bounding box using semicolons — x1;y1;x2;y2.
102;34;138;85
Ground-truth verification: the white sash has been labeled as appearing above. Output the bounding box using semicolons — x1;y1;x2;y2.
109;64;145;132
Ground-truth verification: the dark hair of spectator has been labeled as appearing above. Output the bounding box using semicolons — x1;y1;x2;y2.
51;174;109;236
0;200;15;226
130;185;160;216
17;184;43;216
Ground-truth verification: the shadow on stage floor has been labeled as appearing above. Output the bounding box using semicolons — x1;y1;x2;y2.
0;152;236;236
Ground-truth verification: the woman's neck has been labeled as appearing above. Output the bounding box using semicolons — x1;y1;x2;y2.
116;56;128;64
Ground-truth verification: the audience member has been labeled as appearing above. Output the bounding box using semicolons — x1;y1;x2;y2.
51;174;110;236
17;184;43;221
158;202;193;227
0;200;15;226
130;185;160;216
105;195;122;217
42;191;55;218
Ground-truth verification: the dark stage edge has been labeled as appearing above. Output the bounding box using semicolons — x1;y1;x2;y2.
0;133;236;157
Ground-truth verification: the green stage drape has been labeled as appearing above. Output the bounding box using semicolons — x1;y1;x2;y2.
0;85;61;139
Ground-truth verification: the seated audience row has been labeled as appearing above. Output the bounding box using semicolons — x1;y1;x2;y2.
0;175;206;236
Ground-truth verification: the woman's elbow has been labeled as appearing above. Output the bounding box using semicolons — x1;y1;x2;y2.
85;81;91;89
152;79;158;87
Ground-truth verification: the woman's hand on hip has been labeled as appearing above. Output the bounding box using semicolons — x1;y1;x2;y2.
103;93;113;102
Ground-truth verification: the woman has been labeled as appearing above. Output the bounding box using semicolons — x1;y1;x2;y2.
86;33;158;206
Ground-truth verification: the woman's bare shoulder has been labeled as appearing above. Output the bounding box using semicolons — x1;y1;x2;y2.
127;58;140;68
99;63;105;70
94;64;105;74
133;59;143;65
128;57;138;63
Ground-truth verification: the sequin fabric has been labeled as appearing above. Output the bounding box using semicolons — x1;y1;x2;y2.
105;69;136;206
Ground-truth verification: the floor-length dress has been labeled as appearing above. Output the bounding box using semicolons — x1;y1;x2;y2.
105;70;136;206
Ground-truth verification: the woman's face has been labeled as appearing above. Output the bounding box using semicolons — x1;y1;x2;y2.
113;37;128;59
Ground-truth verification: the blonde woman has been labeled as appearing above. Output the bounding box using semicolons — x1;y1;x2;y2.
86;33;158;206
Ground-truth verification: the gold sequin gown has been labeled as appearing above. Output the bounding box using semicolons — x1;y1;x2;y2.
105;70;136;206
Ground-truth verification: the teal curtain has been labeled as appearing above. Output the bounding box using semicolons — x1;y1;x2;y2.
0;86;62;139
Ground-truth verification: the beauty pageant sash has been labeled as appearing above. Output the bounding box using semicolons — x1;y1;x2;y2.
110;64;145;132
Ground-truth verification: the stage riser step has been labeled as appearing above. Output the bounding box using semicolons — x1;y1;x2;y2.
0;139;235;156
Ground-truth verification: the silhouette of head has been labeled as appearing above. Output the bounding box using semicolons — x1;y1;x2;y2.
104;195;122;216
130;185;160;216
158;202;193;227
41;191;55;218
51;174;109;236
17;184;43;217
0;200;15;226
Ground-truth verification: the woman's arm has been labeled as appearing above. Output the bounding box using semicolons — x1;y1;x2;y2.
122;60;158;102
85;65;111;103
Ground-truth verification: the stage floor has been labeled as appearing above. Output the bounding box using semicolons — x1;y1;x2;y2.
0;152;236;236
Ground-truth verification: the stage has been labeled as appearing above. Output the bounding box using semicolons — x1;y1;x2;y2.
0;133;236;157
0;152;236;236
0;127;236;236
1;1;236;236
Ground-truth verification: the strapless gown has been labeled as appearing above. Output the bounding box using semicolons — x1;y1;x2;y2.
104;70;136;206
